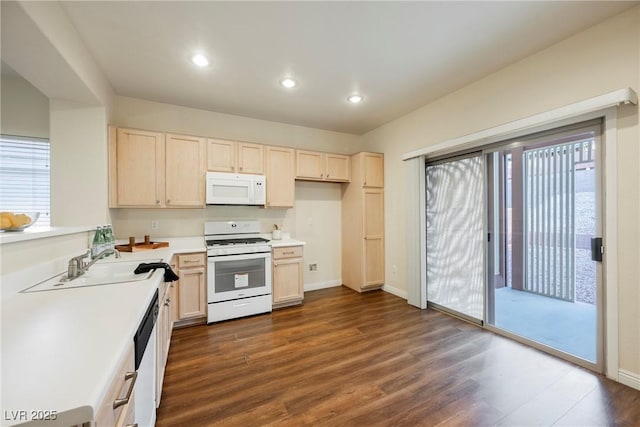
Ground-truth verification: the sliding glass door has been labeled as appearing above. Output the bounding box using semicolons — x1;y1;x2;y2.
424;121;604;371
426;154;484;323
486;122;603;370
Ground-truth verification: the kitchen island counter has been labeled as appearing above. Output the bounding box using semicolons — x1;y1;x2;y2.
1;237;205;427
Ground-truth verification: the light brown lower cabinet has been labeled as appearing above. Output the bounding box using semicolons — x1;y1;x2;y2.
95;344;136;426
174;253;207;327
156;280;175;407
272;245;304;308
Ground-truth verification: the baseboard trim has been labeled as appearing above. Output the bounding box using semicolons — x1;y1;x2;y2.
618;369;640;391
382;284;408;300
304;279;342;292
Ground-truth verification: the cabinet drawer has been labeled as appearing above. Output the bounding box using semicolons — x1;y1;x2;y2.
95;345;135;427
177;253;205;268
273;246;303;259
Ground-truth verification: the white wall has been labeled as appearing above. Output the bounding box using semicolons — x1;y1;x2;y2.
294;181;342;288
0;72;49;138
0;0;114;281
0;232;90;278
50;100;110;226
363;7;640;377
113;96;362;153
110;95;361;288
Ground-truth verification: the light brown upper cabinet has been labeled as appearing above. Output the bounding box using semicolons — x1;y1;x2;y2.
295;150;350;182
265;146;295;208
207;138;264;174
109;126;205;208
361;152;384;188
165;133;206;207
109;127;164;208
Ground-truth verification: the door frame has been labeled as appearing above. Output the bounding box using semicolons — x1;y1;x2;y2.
420;106;620;380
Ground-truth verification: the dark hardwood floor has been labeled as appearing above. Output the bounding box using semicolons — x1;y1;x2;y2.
156;287;640;426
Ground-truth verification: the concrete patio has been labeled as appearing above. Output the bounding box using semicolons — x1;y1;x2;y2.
493;287;597;362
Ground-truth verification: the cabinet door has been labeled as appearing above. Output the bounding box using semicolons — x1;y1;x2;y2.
177;267;206;319
165;133;206;207
364;238;384;287
265;146;295;208
273;258;303;304
165;286;174;346
363;189;384;287
170;260;180;324
114;128;165;207
156;292;167;407
325;153;350;182
95;345;135;427
237;142;264;174
363;153;384;188
296;150;324;180
207;139;236;172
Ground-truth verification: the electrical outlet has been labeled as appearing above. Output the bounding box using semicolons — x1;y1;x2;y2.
392;265;397;275
151;220;159;230
309;263;317;271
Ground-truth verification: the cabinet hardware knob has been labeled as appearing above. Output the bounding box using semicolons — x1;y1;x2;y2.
167;199;170;204
240;166;243;171
156;200;160;204
327;174;330;178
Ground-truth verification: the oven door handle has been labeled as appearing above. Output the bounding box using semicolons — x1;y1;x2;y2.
207;253;272;263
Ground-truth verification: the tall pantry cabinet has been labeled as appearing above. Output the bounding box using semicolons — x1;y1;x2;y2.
341;152;385;292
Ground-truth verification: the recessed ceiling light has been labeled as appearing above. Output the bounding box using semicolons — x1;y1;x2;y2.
279;77;298;89
191;54;209;67
347;94;364;104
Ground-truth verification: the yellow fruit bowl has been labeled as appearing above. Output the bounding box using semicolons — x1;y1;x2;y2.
0;212;40;231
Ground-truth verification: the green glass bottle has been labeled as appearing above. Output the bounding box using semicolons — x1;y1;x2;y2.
91;226;103;259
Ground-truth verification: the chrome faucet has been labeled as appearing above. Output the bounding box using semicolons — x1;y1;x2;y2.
63;248;121;281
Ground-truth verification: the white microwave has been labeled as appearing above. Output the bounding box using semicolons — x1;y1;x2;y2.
205;172;266;206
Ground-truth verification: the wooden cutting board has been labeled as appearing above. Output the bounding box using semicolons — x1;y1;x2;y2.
115;236;169;252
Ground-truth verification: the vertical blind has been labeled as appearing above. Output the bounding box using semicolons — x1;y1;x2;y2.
426;154;484;321
523;137;594;302
0;135;50;227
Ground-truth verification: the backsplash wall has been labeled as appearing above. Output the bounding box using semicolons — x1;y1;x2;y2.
110;206;292;239
109;181;342;288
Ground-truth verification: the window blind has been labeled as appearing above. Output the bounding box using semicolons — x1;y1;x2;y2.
426;154;485;322
0;135;50;227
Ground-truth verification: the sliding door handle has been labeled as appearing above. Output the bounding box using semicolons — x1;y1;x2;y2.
591;237;603;262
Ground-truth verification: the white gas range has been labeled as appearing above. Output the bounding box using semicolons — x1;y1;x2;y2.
204;221;272;323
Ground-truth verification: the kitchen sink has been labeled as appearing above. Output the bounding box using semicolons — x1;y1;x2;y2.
22;259;163;293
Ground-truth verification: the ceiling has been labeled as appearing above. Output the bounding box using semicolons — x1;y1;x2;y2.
59;1;636;135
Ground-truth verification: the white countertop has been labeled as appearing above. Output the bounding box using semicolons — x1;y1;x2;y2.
1;237;205;427
269;238;306;248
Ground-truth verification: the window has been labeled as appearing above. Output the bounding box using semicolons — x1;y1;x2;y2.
0;135;50;227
